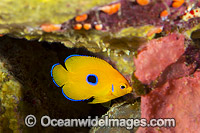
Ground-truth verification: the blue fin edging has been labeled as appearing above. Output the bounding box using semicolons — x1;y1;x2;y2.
50;63;61;87
64;54;97;63
52;54;93;102
64;54;83;63
62;89;87;101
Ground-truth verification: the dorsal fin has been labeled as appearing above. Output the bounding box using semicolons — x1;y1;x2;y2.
64;55;113;72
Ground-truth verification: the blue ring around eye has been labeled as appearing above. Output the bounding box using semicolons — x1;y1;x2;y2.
86;74;98;86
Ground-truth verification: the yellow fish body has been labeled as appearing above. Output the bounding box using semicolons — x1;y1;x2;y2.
51;55;133;104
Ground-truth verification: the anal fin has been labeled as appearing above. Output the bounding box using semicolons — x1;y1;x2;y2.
88;96;112;104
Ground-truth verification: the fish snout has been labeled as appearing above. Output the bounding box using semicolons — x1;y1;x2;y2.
127;87;133;93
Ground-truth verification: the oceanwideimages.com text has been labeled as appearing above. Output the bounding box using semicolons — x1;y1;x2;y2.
25;115;176;129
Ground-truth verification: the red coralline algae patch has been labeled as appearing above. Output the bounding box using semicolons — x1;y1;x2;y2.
155;56;196;87
137;71;200;133
134;33;185;84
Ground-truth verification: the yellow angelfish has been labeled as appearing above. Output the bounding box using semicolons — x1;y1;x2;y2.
51;55;133;104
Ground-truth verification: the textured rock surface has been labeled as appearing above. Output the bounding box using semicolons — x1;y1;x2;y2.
137;71;200;133
90;101;140;133
0;0;114;31
134;33;185;84
0;0;199;53
0;0;200;132
0;58;22;132
134;32;200;133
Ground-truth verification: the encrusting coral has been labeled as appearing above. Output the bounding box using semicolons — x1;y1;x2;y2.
0;0;200;132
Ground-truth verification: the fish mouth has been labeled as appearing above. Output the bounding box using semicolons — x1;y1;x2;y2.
111;84;133;97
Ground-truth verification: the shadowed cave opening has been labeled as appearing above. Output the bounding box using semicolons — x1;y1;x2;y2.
0;36;108;132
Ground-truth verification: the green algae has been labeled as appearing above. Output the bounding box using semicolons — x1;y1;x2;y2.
0;0;114;25
0;0;115;35
186;24;200;39
114;26;156;39
0;0;153;54
132;74;149;96
26;27;147;54
0;59;22;133
0;0;153;55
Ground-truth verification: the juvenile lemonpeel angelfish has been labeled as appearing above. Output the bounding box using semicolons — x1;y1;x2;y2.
51;55;133;104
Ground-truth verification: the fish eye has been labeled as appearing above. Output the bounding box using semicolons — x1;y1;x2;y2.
86;74;98;86
120;84;126;89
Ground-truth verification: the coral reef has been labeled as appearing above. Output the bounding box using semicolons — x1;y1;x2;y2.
137;71;200;132
62;0;200;33
134;33;185;84
0;0;200;132
134;32;200;132
0;0;199;53
0;58;22;132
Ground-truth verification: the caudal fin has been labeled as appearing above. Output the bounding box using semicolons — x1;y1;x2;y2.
51;63;68;87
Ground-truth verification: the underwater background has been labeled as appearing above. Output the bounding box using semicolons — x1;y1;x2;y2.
0;0;200;132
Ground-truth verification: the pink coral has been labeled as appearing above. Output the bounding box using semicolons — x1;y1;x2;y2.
137;71;200;132
156;56;196;87
134;33;185;84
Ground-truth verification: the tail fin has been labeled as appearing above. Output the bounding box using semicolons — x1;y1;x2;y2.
51;63;68;87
